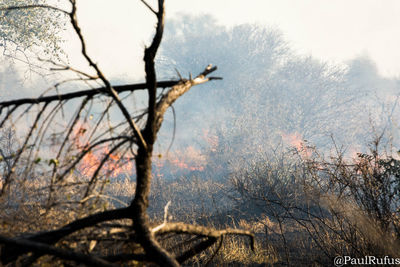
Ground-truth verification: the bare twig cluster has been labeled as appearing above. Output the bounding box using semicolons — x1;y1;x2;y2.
230;138;400;264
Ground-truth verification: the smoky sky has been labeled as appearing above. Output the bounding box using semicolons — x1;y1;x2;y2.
156;14;400;157
1;14;400;159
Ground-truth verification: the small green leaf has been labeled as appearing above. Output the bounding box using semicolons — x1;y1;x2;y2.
48;158;59;167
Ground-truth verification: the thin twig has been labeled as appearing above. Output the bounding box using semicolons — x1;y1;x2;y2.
140;0;157;15
0;5;69;15
68;0;147;149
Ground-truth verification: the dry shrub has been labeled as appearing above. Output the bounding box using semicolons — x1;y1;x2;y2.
303;139;400;258
228;137;400;265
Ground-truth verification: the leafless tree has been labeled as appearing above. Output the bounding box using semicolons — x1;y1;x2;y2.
0;1;254;266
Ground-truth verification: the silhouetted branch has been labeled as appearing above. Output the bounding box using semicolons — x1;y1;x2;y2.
176;237;217;264
130;0;180;264
140;0;157;15
154;222;255;264
1;207;131;264
0;234;117;267
0;80;180;109
0;4;69;15
154;222;255;250
154;65;220;132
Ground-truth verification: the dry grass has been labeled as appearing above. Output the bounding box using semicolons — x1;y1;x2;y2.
2;142;400;266
216;236;277;266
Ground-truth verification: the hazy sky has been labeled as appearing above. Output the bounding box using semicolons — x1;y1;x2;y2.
64;0;400;80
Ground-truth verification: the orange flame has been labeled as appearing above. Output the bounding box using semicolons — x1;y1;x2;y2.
167;146;206;171
281;132;311;158
154;146;206;173
73;122;207;178
78;151;100;177
73;122;134;178
281;132;303;150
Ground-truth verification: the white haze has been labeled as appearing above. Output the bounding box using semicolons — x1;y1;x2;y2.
56;0;400;80
156;14;400;159
1;2;400;161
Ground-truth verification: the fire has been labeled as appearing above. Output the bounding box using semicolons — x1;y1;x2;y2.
78;150;100;177
281;132;311;158
72;122;134;178
281;132;303;151
102;147;134;177
154;146;206;173
73;122;207;178
167;146;206;171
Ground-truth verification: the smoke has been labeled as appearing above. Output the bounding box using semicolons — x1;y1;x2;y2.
157;14;400;161
1;13;400;177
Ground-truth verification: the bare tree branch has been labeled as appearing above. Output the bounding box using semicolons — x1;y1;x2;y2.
129;0;180;266
0;234;117;267
176;237;217;264
0;5;69;15
1;207;131;264
140;0;157;15
154;65;220;132
154;222;255;250
0;80;180;109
